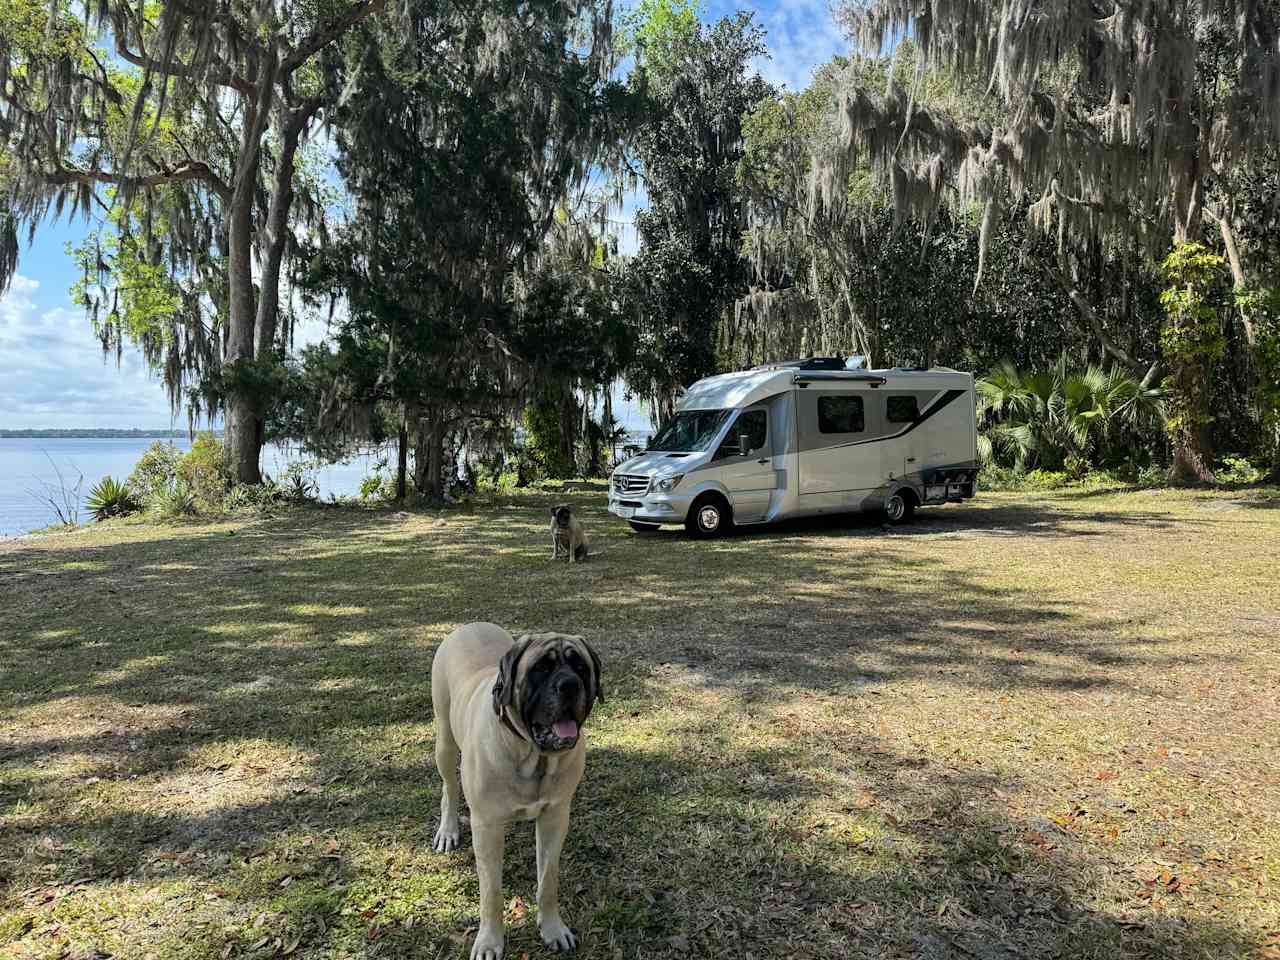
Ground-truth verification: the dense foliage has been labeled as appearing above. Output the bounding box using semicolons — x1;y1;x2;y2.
7;1;1278;495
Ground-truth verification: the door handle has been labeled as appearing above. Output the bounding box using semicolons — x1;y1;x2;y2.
757;458;770;464
906;457;916;463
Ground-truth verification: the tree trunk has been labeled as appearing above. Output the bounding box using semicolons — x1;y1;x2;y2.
559;393;577;478
1169;424;1216;484
223;61;276;486
396;412;409;501
254;104;313;361
413;413;445;500
225;184;263;484
1166;343;1217;484
604;386;615;469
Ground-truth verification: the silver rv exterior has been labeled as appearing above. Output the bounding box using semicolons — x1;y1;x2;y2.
607;358;979;536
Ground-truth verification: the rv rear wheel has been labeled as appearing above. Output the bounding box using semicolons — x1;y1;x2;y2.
883;490;916;524
686;494;732;538
629;520;660;534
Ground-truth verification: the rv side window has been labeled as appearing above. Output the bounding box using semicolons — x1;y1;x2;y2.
716;409;767;458
887;396;919;423
817;395;864;433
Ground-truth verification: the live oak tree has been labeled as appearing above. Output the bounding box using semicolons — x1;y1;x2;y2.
622;0;773;420
824;0;1280;481
736;49;1168;378
300;0;626;498
735;48;1015;370
0;0;385;483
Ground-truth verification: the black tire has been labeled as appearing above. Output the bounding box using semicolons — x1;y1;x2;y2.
882;489;916;524
685;494;733;538
629;520;661;534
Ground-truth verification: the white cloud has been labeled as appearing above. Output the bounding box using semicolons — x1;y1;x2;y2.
707;0;847;91
0;275;186;429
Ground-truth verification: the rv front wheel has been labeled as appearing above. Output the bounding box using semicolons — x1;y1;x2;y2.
883;490;916;524
686;494;732;538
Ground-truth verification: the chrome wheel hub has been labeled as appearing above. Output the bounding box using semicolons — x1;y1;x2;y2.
698;505;721;532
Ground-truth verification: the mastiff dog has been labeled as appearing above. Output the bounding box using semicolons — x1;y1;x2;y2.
431;622;604;960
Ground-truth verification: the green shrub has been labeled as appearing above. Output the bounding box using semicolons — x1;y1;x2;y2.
152;480;197;519
278;461;319;503
358;459;413;501
127;441;181;501
522;399;575;480
177;432;231;511
978;465;1075;491
86;476;140;521
1216;455;1264;486
359;471;388;500
224;480;283;512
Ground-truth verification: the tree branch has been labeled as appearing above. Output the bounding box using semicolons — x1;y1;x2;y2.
46;162;232;202
114;37;254;95
1045;248;1150;376
1208;207;1258;349
281;0;388;74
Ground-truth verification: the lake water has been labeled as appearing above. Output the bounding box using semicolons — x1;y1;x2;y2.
0;438;387;538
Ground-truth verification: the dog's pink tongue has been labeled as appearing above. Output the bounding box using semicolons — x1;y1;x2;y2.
553;719;579;740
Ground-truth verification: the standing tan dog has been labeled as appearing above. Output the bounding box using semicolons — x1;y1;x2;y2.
550;505;588;563
432;622;604;960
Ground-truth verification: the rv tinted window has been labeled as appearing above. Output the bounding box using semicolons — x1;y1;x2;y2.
818;395;864;433
717;409;767;458
887;395;919;423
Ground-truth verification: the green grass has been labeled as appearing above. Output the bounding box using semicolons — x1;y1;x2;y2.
2;485;1279;959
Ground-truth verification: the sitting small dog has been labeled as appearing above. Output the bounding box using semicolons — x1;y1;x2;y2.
550;504;588;563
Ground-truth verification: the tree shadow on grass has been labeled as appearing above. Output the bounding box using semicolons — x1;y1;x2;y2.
0;494;1265;957
570;738;1262;960
0;493;1207;727
0;490;1224;750
1;725;1260;959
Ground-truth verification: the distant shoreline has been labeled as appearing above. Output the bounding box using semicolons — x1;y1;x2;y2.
0;429;220;439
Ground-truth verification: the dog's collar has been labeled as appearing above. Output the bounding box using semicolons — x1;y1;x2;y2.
498;706;529;743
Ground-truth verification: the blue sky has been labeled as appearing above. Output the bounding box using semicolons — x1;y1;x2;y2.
0;0;847;431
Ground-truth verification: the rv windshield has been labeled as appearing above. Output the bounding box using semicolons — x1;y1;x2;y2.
648;410;731;452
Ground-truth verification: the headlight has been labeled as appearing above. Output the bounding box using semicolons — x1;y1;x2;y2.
655;474;683;492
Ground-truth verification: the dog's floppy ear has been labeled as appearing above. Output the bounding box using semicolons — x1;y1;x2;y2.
493;634;533;715
550;506;559;516
577;637;605;704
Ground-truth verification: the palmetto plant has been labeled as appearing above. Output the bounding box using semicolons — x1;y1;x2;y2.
151;481;198;520
86;476;141;522
977;358;1165;471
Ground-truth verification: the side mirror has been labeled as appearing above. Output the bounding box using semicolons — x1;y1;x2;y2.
738;433;752;457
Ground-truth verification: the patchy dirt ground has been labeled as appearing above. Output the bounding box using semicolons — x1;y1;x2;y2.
1;486;1278;959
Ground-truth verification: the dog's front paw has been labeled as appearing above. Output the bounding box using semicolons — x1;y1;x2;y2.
540;916;577;953
471;924;505;960
433;820;461;853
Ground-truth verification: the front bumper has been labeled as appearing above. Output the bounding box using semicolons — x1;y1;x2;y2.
607;490;691;525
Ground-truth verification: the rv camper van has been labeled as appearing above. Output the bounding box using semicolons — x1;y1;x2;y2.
608;357;979;536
